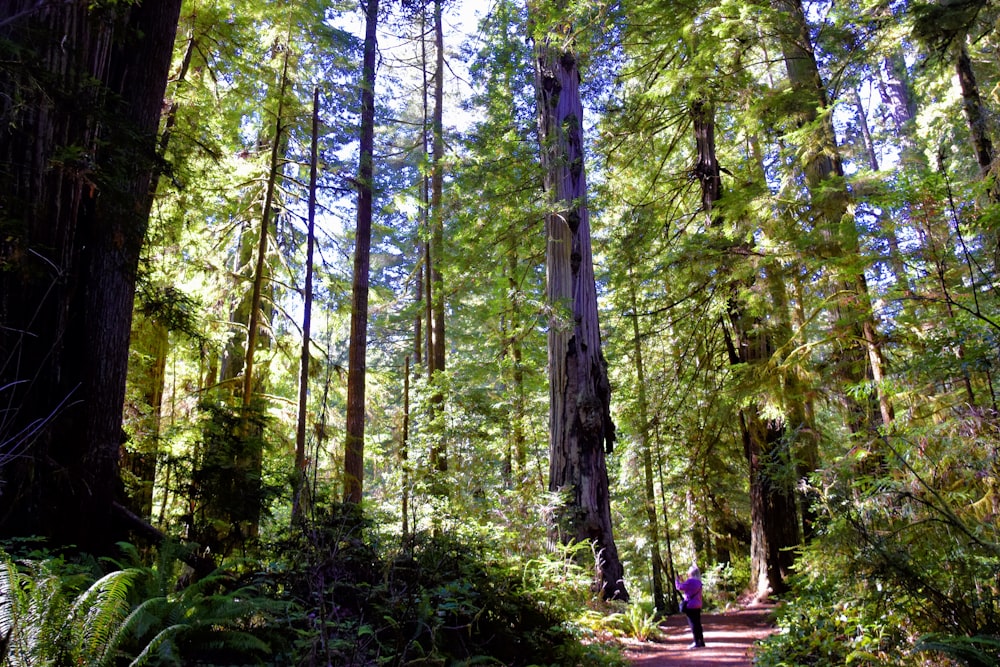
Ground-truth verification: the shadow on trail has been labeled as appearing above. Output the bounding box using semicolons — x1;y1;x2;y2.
623;605;778;667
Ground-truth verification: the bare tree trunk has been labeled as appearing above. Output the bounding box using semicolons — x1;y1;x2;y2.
534;30;628;602
401;355;411;538
413;8;428;375
851;87;879;171
242;45;289;409
741;409;798;599
956;44;994;179
292;87;320;522
627;272;665;612
344;0;380;504
429;0;447;474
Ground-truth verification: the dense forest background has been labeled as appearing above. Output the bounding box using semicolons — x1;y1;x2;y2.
1;0;999;664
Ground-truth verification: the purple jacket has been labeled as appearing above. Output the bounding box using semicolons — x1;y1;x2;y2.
676;576;703;609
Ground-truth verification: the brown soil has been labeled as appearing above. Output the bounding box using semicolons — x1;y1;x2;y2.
621;605;779;667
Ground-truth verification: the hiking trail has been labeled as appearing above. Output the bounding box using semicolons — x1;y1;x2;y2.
622;605;778;667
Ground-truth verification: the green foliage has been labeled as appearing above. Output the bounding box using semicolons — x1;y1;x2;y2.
189;402;280;557
0;545;289;667
604;602;661;642
268;504;626;666
915;633;1000;667
757;418;1000;666
753;575;903;667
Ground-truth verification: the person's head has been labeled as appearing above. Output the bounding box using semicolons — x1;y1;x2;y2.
689;565;701;579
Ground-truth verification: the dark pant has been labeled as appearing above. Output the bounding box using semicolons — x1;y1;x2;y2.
684;607;705;646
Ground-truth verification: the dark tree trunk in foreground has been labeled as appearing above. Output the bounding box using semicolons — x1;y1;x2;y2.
534;35;628;602
344;0;380;505
0;1;182;553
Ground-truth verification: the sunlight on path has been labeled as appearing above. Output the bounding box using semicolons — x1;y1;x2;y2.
622;605;778;667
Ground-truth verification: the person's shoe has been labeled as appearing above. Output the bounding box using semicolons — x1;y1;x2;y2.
688;643;702;649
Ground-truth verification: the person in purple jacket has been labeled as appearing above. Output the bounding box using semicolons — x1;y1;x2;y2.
675;565;705;648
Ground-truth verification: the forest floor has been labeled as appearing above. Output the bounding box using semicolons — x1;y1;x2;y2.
620;604;779;667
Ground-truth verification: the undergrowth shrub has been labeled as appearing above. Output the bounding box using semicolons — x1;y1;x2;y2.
0;507;628;666
604;602;660;641
0;542;289;666
269;503;627;666
756;420;1000;667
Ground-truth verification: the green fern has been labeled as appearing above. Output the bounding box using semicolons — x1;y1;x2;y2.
70;567;145;667
0;556;16;663
115;570;285;664
914;633;1000;667
0;547;282;667
3;558;75;667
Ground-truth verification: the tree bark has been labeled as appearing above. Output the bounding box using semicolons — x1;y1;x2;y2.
741;409;799;598
0;0;182;552
242;45;290;409
955;44;994;179
534;33;628;602
344;0;380;505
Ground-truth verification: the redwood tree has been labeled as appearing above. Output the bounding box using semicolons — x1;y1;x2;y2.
0;0;183;551
533;20;628;601
344;0;380;504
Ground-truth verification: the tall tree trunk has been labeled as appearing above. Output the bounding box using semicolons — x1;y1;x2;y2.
225;40;290;543
344;0;380;504
416;5;429;375
695;98;799;597
655;436;680;612
879;54;918;141
627;271;666;613
242;45;290;410
292;87;320;522
123;319;169;521
874;52;920;303
851;87;879;172
429;0;447;474
955;43;994;180
773;0;894;432
401;355;411;538
0;0;182;553
741;408;799;598
534;26;628;602
508;242;528;483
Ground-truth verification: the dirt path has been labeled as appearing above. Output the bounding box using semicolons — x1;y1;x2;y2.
621;605;778;667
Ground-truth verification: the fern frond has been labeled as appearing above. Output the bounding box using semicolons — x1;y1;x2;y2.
70;567;145;665
0;554;17;663
129;623;188;667
102;595;171;667
113;595;170;644
915;633;1000;667
5;560;71;666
